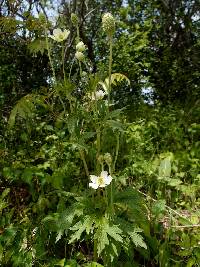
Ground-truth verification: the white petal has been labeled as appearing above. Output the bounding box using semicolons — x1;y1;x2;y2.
90;175;98;183
53;28;62;36
63;29;70;39
105;175;112;185
100;171;108;179
89;182;99;189
49;35;55;40
99;183;106;188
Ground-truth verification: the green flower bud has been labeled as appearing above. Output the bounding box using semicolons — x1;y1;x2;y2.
104;153;112;165
71;13;79;26
102;13;115;36
97;155;104;164
76;41;86;52
38;12;46;24
75;51;84;61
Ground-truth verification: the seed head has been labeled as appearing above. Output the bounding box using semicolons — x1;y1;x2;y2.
102;13;115;36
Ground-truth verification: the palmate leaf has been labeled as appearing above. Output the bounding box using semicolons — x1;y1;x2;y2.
28;39;47;55
115;218;147;250
98;73;130;93
69;215;95;243
128;228;147;249
114;188;147;223
94;217;123;256
8;94;47;128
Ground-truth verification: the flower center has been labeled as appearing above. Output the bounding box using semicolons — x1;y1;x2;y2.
97;176;104;185
59;34;63;40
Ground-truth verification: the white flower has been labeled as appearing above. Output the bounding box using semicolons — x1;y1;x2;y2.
75;51;85;61
50;28;70;42
89;171;112;189
90;90;106;100
76;41;86;52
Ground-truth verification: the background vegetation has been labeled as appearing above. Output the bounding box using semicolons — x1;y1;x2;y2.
0;0;199;266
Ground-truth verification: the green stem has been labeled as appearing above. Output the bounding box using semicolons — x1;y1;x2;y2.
62;45;66;84
107;36;113;110
76;25;82;76
45;28;56;83
80;150;89;177
96;129;101;173
109;165;114;218
45;28;66;112
69;58;75;80
113;132;120;172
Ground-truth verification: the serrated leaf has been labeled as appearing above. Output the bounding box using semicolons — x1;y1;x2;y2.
69;215;94;243
1;188;10;200
128;228;147;249
106;224;123;243
99;73;130;93
106;120;124;132
94;218;123;256
28;39;47;55
8;94;47;128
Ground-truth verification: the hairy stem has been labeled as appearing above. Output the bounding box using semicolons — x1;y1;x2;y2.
80;150;89;177
62;45;66;84
107;36;113;109
45;28;66;112
113;132;120;172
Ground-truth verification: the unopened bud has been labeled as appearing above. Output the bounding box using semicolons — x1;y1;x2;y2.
97;155;104;164
104;153;112;165
38;12;46;24
75;51;84;61
76;41;86;52
71;13;79;26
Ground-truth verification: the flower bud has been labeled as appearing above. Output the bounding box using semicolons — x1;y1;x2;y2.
38;12;46;24
71;13;79;26
76;41;86;52
75;51;84;61
104;153;112;165
102;13;115;36
97;155;104;164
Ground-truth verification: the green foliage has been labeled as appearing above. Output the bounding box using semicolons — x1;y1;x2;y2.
0;1;199;266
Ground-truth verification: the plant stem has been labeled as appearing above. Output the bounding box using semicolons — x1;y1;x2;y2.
76;25;82;76
109;165;114;218
45;28;56;83
45;28;66;112
107;36;113;109
62;45;66;84
113;132;120;172
80;150;89;177
96;128;101;173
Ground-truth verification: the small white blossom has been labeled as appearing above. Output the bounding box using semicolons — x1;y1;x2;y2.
90;90;106;101
50;28;70;42
76;41;86;52
89;171;112;189
75;51;85;61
